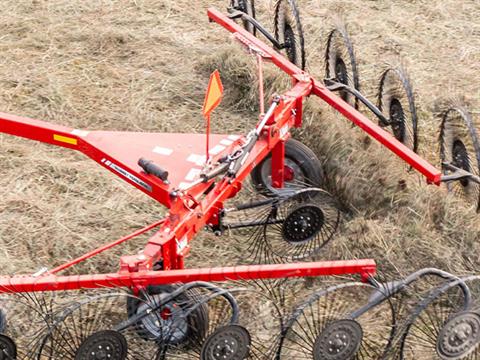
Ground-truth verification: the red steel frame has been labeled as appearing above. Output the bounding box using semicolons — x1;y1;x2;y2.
0;7;449;293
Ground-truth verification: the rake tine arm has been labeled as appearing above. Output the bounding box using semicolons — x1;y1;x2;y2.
325;79;390;125
351;267;471;320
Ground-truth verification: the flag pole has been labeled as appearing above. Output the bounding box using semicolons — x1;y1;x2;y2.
206;113;211;163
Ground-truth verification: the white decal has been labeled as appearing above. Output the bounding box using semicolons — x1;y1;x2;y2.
153;146;173;156
185;168;202;182
220;139;233;146
280;124;289;138
178;182;192;190
176;236;188;253
71;129;89;137
209;144;226;155
187;154;206;166
102;159;152;192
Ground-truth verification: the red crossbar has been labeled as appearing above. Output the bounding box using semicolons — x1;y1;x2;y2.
0;260;376;293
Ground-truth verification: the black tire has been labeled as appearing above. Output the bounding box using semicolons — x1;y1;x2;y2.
273;0;305;70
325;21;360;109
250;138;324;196
230;0;256;35
127;285;209;347
378;66;419;153
439;105;480;212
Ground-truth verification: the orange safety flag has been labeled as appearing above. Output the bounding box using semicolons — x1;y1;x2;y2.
202;70;224;118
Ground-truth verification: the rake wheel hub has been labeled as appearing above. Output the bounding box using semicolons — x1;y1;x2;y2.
75;330;127;360
282;204;324;244
201;325;251;360
437;312;480;359
313;319;363;360
390;98;406;143
452;139;471;187
0;335;16;360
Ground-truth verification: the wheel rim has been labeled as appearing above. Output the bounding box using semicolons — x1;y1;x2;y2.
37;293;162;360
335;57;349;102
136;293;189;344
259;157;307;194
436;312;480;359
0;334;17;360
75;330;128;360
284;23;297;65
390;98;406;143
200;325;251;360
452;139;472;187
282;205;325;245
312;319;363;360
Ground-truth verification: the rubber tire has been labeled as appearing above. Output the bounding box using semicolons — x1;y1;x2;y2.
250;138;324;196
127;285;209;346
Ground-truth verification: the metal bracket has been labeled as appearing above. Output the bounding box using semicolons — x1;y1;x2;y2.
441;162;480;185
227;9;284;50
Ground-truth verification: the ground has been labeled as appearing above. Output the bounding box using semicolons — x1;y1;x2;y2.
0;0;479;357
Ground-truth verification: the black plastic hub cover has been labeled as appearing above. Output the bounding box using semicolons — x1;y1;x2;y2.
200;325;251;360
389;98;406;143
0;334;16;360
282;204;325;244
437;311;480;359
75;330;128;360
452;139;471;187
313;319;363;360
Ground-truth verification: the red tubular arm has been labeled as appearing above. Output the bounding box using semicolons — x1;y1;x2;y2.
0;111;78;149
0;259;376;293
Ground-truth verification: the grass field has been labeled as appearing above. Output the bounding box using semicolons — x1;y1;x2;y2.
0;0;479;358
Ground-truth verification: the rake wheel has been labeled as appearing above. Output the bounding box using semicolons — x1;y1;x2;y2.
157;282;286;359
439;106;480;212
233;188;340;264
274;0;305;70
325;21;360;109
276;282;396;359
0;293;66;359
37;293;165;359
378;66;418;153
231;0;256;35
250;138;324;197
396;276;480;359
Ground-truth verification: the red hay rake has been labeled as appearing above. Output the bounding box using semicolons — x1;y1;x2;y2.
0;1;479;359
